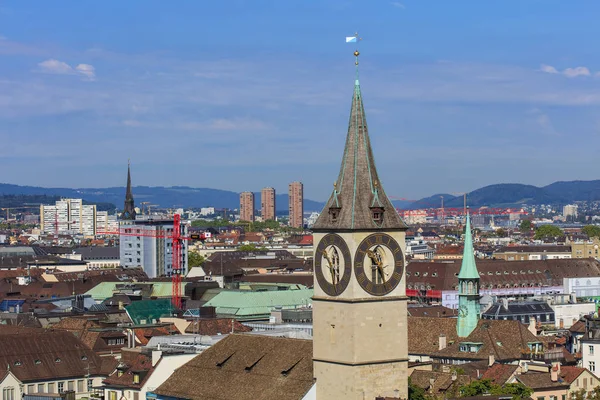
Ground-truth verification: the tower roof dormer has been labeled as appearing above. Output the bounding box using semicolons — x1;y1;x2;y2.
458;211;479;279
312;71;407;232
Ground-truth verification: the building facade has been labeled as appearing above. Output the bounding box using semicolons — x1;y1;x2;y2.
311;68;409;399
239;191;255;222
261;187;276;221
119;220;188;278
40;199;97;236
96;211;118;234
572;238;600;260
288;182;303;228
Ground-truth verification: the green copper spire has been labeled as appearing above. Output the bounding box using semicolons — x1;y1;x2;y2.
458;211;479;279
457;209;480;337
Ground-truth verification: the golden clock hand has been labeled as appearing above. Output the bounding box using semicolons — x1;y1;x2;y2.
322;250;337;294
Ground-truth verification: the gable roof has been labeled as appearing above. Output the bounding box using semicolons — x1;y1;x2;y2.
312;76;407;232
515;372;569;389
0;329;115;382
433;320;541;361
184;318;252;335
408;317;460;355
480;364;519;385
154;334;313;400
409;370;472;395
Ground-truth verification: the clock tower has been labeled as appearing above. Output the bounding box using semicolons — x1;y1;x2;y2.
456;211;480;337
312;53;409;399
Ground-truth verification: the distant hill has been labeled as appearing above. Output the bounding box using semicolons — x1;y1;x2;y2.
0;184;324;212
404;180;600;209
543;180;600;202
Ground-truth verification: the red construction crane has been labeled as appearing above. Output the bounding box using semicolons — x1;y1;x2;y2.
98;214;211;309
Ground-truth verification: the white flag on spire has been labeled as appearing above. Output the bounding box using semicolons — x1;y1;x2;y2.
346;36;357;43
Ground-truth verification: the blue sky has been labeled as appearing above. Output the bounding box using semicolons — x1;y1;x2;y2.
1;1;600;201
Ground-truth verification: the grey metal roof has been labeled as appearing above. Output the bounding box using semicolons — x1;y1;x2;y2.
312;77;407;231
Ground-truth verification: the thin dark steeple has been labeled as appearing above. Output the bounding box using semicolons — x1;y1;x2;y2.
121;160;136;220
313;51;407;231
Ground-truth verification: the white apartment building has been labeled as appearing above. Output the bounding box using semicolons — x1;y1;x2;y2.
200;207;215;216
96;211;119;234
40;199;97;236
120;219;189;278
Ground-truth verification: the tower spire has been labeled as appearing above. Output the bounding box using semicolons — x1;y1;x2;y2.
457;207;480;337
458;210;479;279
121;161;136;220
312;49;406;232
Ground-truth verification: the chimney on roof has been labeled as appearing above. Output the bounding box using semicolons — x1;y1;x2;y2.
439;334;447;350
501;297;508;310
488;354;495;367
451;370;457;381
429;378;435;392
528;318;537;335
550;362;560;382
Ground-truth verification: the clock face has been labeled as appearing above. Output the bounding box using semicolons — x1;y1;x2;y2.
458;305;468;317
354;233;404;296
314;233;352;296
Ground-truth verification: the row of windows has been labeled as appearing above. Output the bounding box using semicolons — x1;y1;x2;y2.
21;379;93;395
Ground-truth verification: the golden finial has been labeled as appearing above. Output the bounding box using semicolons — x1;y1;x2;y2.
354;50;360;65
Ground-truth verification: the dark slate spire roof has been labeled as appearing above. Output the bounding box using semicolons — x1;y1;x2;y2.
312;76;407;232
121;161;136;220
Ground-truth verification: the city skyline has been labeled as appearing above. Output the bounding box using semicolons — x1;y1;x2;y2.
2;1;600;200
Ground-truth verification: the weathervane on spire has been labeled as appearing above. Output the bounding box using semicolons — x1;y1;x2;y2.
345;32;362;65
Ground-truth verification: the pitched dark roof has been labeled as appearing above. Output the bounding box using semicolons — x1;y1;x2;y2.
155;334;313;400
433;320;541;362
482;301;554;318
312;77;407;232
408;317;460;355
0;329;114;382
480;363;519;385
515;372;569;389
409;370;472;395
73;247;120;260
407;259;600;291
184;318;252;335
495;245;571;254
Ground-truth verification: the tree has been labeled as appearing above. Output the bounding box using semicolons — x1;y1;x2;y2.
534;225;564;240
582;225;600;239
408;378;428;400
238;244;267;252
495;228;507;237
460;379;494;397
519;220;532;232
188;251;206;268
459;379;532;400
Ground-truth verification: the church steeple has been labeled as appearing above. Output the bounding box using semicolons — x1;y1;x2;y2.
312;63;407;232
457;210;480;337
121;161;136;220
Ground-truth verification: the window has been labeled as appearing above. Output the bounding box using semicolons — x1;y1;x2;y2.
590;345;595;355
108;338;126;346
77;380;84;393
87;380;93;392
35;359;41;365
55;358;61;363
27;385;34;394
109;391;117;400
537;397;545;400
550;396;557;400
67;381;74;391
58;382;64;393
37;384;44;393
48;383;55;393
133;374;140;384
562;395;567;400
590;361;596;372
133;392;139;400
2;387;15;400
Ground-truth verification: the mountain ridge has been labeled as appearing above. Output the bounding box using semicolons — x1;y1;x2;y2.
1;179;599;212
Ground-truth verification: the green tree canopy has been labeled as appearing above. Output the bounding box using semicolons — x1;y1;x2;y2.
582;225;600;239
188;251;206;268
534;224;564;240
459;379;532;400
238;244;267;252
519;220;532;232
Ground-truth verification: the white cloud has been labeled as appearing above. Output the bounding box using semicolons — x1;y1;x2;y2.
540;64;592;78
75;64;96;80
563;66;591;78
37;59;96;80
38;59;73;75
540;64;559;74
390;2;405;8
